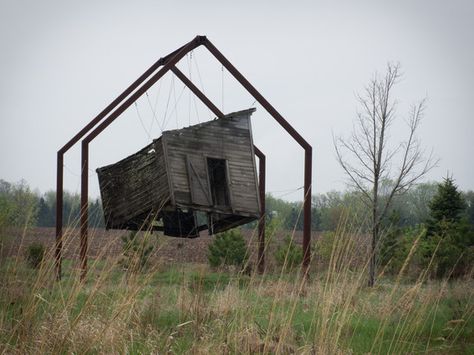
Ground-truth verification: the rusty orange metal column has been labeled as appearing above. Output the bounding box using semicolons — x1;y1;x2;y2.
254;147;266;274
54;38;201;280
171;65;267;272
203;38;312;276
79;143;89;281
78;37;203;280
55;152;63;280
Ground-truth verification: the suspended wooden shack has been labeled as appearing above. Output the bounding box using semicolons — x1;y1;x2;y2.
96;108;260;237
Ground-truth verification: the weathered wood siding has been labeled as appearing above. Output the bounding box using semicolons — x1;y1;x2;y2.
97;138;170;228
163;110;260;217
153;139;170;206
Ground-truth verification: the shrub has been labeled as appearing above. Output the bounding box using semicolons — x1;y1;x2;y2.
274;235;303;271
119;232;154;273
208;229;248;269
315;231;335;266
379;224;410;275
26;242;45;269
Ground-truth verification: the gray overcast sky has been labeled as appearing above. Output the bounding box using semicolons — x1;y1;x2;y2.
0;0;473;201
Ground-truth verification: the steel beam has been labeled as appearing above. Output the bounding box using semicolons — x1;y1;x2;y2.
171;66;266;273
171;67;223;117
80;143;88;281
203;38;313;274
254;146;266;274
55;152;63;280
78;37;203;280
55;36;202;280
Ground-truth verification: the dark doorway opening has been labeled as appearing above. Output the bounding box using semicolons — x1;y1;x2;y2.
207;158;230;207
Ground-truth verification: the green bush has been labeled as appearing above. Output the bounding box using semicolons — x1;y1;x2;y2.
26;243;45;269
120;232;154;273
315;231;335;266
208;229;248;269
274;235;303;271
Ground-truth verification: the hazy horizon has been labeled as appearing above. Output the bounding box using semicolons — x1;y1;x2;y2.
1;0;473;202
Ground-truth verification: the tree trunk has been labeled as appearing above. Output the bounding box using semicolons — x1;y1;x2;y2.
369;178;379;287
368;222;378;287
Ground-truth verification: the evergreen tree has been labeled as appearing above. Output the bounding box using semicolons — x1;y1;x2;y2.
379;210;403;272
208;229;248;269
427;177;466;235
423;177;474;278
37;197;53;227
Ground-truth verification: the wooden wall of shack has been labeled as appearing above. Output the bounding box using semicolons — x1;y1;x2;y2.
163;109;260;218
96;137;170;229
97;109;260;233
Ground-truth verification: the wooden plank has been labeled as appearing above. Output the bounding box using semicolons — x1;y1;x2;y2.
162;112;259;216
97;138;171;229
186;155;212;206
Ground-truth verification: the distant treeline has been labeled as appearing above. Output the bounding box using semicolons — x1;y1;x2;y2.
262;181;474;232
0;179;104;229
1;179;473;232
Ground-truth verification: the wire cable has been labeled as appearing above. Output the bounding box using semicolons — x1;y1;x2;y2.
270;186;304;199
134;101;152;141
145;91;164;133
193;51;212;121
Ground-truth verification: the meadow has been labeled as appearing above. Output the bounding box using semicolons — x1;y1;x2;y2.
1;224;473;354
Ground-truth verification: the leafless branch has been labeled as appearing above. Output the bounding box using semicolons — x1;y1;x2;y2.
333;62;437;286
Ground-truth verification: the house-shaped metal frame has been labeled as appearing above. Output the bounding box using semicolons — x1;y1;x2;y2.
55;36;312;280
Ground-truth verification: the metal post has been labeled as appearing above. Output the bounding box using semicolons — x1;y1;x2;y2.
203;38;312;275
254;147;266;274
55;152;63;280
80;143;89;281
302;148;312;274
55;37;202;280
78;38;202;280
171;66;267;273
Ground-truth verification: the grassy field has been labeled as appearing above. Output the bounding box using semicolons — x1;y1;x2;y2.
1;228;473;354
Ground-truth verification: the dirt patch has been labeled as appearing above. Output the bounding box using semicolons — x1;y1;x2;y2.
1;227;320;267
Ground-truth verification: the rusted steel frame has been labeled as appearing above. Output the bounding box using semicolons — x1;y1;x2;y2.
55;152;63;280
202;38;313;274
54;37;201;280
171;66;266;273
254;146;266;274
303;150;312;273
171;67;223;118
78;37;203;280
80;143;88;281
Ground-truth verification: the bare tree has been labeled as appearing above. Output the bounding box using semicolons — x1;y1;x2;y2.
334;63;437;287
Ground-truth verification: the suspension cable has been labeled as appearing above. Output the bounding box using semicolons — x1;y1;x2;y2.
193;51;211;121
161;75;175;131
145;91;163;133
134;101;152;141
187;52;192;126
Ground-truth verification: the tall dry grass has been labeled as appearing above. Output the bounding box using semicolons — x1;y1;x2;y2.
1;209;473;354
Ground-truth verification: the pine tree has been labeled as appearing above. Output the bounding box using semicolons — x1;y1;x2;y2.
208;229;248;269
426;177;466;236
424;177;473;278
37;197;53;227
379;210;403;273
